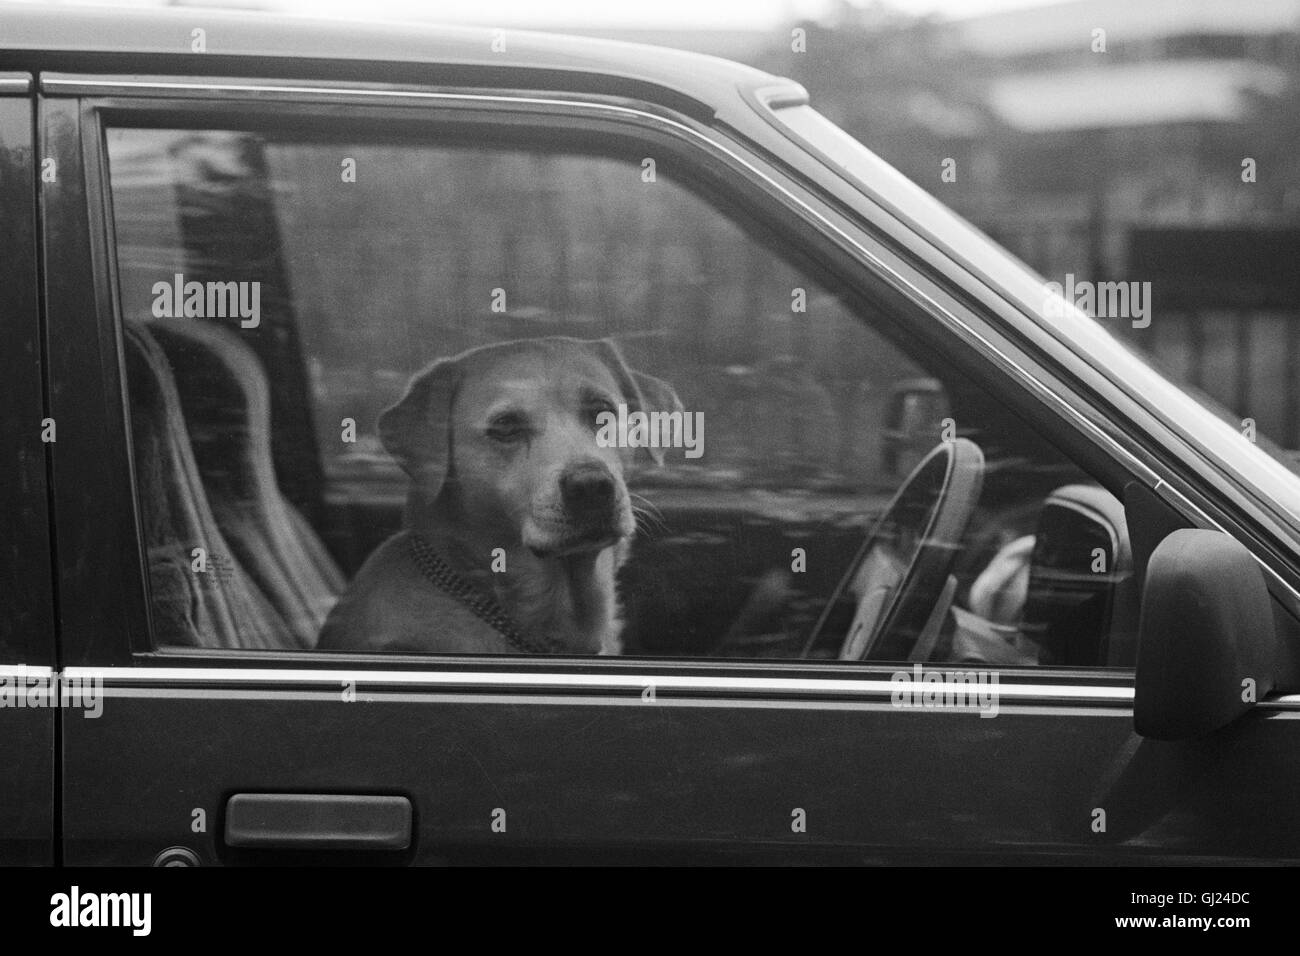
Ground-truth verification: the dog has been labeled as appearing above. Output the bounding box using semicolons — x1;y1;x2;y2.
317;337;681;656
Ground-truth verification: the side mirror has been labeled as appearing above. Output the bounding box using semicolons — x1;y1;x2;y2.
1135;529;1275;740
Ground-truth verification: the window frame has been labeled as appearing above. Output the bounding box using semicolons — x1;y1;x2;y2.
0;74;57;867
57;73;1179;691
0;77;54;669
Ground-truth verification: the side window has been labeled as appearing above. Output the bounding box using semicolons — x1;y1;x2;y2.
105;112;1136;667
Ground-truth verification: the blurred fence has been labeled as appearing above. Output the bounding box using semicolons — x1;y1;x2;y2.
976;212;1300;449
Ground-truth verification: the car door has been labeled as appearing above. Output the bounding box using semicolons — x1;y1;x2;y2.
46;69;1300;864
0;72;56;866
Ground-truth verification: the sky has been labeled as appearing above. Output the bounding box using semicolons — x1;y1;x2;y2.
21;0;1066;29
273;0;1060;28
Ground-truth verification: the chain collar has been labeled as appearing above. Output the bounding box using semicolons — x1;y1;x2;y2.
406;533;560;655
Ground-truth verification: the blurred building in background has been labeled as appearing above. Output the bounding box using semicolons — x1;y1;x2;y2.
587;0;1300;449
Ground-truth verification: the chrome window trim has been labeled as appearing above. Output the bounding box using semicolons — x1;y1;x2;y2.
64;75;1300;634
63;665;1131;703
43;665;1300;711
0;665;54;678
0;73;31;93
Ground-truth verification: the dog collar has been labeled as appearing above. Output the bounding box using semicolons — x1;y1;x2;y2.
406;533;561;655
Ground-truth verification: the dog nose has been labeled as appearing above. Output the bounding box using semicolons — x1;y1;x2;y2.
560;463;616;512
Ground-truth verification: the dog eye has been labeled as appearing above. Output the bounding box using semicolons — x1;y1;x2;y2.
487;413;528;442
583;401;617;428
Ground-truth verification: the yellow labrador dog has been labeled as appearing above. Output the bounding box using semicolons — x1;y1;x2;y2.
318;337;680;656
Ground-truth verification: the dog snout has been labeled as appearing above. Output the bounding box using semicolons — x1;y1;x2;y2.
560;461;616;513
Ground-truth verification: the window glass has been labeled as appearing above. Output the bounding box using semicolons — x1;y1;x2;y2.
107;117;1136;666
776;103;1300;505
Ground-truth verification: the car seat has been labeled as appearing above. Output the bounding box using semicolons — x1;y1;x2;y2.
146;317;343;648
124;321;304;649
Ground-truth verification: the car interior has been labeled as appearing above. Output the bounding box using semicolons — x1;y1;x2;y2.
107;120;1144;668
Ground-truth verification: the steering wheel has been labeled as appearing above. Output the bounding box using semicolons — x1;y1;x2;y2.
805;438;985;661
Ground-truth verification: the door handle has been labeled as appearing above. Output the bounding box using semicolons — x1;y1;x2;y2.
225;794;412;850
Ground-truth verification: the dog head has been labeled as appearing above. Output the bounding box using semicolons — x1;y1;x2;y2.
380;337;681;558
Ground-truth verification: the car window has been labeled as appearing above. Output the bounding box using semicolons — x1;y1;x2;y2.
104;113;1138;667
774;103;1300;529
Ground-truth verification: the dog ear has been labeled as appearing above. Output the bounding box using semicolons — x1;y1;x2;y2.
589;339;684;467
378;357;459;495
633;371;686;467
631;371;684;415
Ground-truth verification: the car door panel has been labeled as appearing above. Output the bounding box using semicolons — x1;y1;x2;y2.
59;670;1300;864
0;79;56;866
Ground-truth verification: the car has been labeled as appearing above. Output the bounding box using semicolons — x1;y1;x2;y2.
1;4;1298;866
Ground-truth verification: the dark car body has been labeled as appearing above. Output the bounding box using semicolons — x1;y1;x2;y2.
2;5;1300;865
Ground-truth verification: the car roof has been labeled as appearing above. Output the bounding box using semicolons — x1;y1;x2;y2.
0;4;800;116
